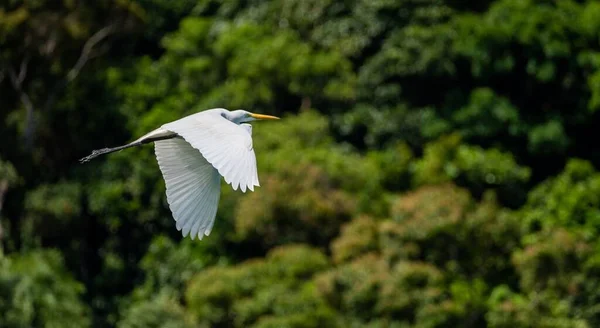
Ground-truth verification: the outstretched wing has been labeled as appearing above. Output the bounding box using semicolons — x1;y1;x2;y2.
162;112;259;192
154;138;221;240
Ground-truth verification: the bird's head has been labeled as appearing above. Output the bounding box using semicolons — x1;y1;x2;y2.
228;110;280;124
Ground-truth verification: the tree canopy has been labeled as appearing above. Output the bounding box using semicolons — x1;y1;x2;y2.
2;0;600;327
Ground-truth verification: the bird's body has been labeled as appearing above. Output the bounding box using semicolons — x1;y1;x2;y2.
80;108;279;240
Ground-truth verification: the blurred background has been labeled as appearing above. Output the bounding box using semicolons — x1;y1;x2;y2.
1;0;600;327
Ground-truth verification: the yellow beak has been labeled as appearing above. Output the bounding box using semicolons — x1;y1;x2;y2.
250;113;280;120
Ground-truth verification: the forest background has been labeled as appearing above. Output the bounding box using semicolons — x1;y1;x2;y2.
2;1;600;327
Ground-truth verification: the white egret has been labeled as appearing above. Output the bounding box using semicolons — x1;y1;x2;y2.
80;108;280;240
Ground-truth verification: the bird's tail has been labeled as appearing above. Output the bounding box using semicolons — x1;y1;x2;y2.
79;143;138;163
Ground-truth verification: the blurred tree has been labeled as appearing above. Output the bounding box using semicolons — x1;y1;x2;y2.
412;134;531;206
185;244;337;328
0;250;90;328
0;0;143;147
117;290;198;328
126;235;215;303
1;0;600;327
520;159;600;236
0;157;18;251
486;286;590;328
317;184;523;326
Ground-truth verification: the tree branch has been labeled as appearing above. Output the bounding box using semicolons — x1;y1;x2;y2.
0;180;7;214
8;63;36;148
0;180;7;250
67;24;117;82
7;56;30;89
43;24;118;114
4;23;118;148
16;56;29;86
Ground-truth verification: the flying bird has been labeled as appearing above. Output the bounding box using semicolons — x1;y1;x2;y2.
80;108;279;240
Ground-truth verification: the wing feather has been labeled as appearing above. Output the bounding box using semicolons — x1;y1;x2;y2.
155;138;221;240
162;111;259;193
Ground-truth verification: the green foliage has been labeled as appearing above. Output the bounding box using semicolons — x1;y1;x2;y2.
3;0;600;327
331;216;379;264
412;134;531;205
383;185;521;281
0;157;18;186
486;286;590;328
513;228;590;294
0;250;90;328
129;235;214;301
232;110;386;251
316;254;389;322
452;88;523;140
521;159;600;236
117;291;197;328
113;16;356;127
367;141;413;191
186;244;335;328
316;185;520;327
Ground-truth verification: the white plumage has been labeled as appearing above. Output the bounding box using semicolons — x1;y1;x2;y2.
162;112;260;193
155;137;221;240
80;108;279;240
